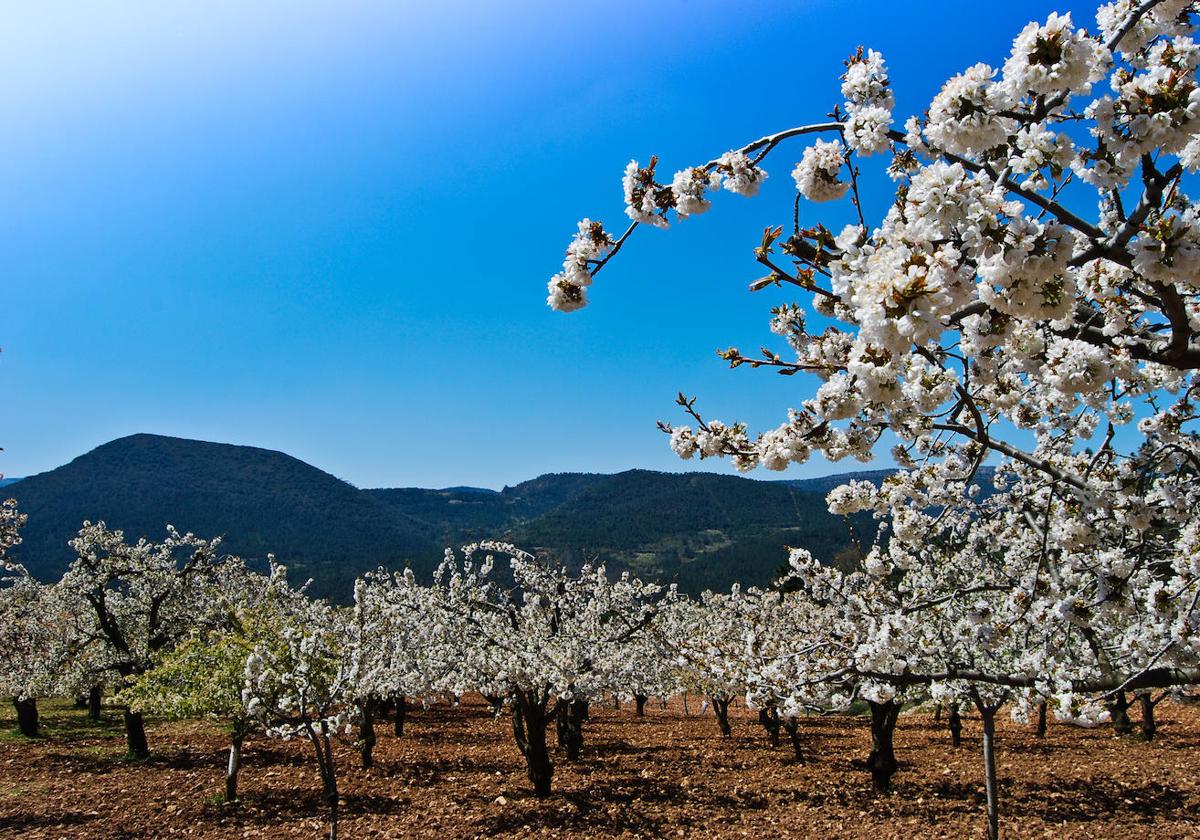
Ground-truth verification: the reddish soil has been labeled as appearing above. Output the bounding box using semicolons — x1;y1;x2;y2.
1;696;1198;839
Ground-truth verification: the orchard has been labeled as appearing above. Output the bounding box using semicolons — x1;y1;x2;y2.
7;0;1200;837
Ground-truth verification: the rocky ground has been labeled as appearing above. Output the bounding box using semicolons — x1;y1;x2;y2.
1;696;1198;838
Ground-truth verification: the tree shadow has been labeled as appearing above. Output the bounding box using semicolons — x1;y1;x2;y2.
0;812;97;832
1018;778;1195;823
217;787;413;825
370;755;515;782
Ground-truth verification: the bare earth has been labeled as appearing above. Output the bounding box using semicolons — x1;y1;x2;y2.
2;697;1198;839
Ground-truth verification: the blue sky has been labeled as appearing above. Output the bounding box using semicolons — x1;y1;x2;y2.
2;0;1100;488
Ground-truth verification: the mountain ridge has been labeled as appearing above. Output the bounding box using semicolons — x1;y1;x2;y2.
5;434;959;600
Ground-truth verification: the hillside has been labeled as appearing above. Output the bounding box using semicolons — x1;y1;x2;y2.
500;469;873;591
7;434;441;599
368;469;875;592
363;473;609;542
8;434;895;599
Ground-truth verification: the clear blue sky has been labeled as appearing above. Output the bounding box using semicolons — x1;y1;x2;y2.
2;0;1097;489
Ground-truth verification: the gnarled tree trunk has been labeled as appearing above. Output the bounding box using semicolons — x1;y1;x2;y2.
784;716;803;762
358;698;377;768
711;696;732;738
1035;700;1048;739
555;698;587;761
123;709;149;759
948;703;963;748
866;699;901;794
634;693;648;717
13;698;39;738
1108;690;1134;735
1138;692;1159;742
758;705;781;747
512;690;553;797
88;685;103;721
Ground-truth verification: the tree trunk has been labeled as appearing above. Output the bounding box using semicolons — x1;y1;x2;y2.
358;698;377;768
393;694;407;737
321;754;339;840
934;703;942;722
226;728;244;802
712;696;732;738
512;693;553;797
88;685;102;721
1035;700;1048;739
13;698;39;738
682;692;690;716
866;699;901;794
759;706;781;747
784;717;803;761
484;694;503;717
1138;693;1158;742
973;697;1002;840
635;693;648;717
555;698;586;761
948;703;963;748
1108;690;1134;735
613;694;620;710
306;719;340;840
123;709;149;759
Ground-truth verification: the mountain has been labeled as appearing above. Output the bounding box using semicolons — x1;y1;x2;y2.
364;473;610;542
7;434;891;600
501;470;872;592
0;477;21;489
7;434;440;600
368;469;874;592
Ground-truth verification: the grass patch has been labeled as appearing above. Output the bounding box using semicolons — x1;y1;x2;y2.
0;697;127;744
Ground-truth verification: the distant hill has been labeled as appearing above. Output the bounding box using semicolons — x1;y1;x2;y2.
367;469;876;592
364;473;609;543
0;477;21;489
7;434;440;600
7;434;925;600
498;469;874;592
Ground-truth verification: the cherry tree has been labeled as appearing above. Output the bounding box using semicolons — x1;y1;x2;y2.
545;0;1200;687
432;541;659;796
610;614;683;717
243;594;355;840
729;586;845;762
656;591;751;738
0;560;63;737
121;560;309;802
59;521;232;757
0;501;45;736
346;567;458;757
